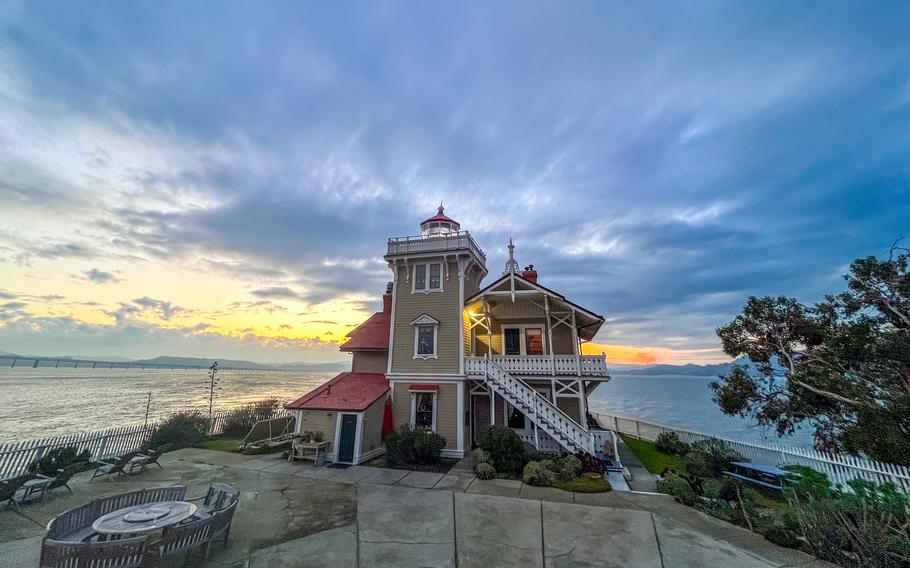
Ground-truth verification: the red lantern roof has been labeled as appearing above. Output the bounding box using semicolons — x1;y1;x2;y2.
420;205;460;230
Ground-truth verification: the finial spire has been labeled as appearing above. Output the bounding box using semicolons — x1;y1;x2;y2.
438;201;444;213
503;237;519;275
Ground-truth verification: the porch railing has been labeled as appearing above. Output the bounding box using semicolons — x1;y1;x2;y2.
386;231;486;261
465;354;609;377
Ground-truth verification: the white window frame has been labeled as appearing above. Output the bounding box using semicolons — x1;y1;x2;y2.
410;391;438;431
412;262;443;294
411;314;439;360
501;324;546;356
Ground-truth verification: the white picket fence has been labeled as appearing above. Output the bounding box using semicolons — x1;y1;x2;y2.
0;424;154;480
0;403;290;479
592;411;910;493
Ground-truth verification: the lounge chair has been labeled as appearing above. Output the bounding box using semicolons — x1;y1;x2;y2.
156;515;213;566
1;473;38;512
90;451;140;481
45;462;87;495
130;443;174;474
40;536;148;568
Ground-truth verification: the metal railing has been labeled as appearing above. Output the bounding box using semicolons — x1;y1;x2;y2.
386;231;486;261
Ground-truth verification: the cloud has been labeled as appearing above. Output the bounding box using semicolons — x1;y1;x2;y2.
80;268;122;284
0;3;908;362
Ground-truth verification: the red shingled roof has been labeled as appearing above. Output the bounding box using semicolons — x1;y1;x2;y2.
339;310;390;351
285;372;389;411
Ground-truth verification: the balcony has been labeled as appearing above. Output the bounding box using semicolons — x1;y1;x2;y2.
465;354;610;378
386;231;486;262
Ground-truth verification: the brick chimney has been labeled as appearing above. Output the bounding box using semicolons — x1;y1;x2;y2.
521;265;538;284
382;281;393;313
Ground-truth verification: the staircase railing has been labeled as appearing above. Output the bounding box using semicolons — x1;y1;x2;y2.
481;357;595;454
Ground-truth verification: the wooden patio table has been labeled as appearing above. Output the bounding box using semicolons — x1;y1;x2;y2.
288;440;329;465
92;500;197;538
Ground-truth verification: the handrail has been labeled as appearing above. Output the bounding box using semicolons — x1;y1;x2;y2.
465;355;610;377
482;357;594;453
386;231;487;261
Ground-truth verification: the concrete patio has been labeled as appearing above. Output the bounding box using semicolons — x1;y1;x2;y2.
0;448;828;567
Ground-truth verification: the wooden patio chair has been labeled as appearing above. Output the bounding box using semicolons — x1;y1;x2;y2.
91;450;140;481
46;462;88;495
155;515;213;567
129;442;174;475
40;536;148;568
189;482;240;516
0;473;37;513
204;499;238;559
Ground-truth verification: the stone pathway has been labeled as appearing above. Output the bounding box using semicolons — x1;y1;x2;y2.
0;448;830;567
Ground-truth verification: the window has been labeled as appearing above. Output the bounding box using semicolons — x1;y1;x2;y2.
503;326;545;355
414;264;426;291
417;326;435;356
411;314;439;359
429;263;441;290
412;263;442;293
414;393;434;428
504;328;521;355
525;328;544;355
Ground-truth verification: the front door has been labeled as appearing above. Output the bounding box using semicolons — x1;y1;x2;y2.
471;395;491;446
338;414;357;463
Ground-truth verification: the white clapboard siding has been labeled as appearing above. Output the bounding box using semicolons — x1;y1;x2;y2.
592;411;910;493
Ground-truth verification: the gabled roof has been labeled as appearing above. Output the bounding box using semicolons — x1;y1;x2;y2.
339;310;390;352
285;372;389;411
466;272;604;321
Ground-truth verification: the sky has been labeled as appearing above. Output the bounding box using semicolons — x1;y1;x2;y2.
0;2;908;365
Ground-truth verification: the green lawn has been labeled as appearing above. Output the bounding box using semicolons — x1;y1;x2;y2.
195;436;243;453
553;476;612;493
620;435;686;475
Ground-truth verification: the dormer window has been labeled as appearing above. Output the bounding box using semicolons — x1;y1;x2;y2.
413;263;443;293
411;314;439;359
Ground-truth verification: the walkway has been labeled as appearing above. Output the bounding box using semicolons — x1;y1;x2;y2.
0;449;828;567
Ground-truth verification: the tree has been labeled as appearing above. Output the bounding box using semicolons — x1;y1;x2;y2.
710;246;910;464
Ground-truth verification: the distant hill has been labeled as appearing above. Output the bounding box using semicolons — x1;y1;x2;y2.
610;358;748;376
132;356;349;372
0;350;350;372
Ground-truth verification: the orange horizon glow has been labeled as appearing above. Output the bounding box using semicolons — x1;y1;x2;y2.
582;342;728;366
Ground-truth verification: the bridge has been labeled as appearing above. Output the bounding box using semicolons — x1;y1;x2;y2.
0;355;268;372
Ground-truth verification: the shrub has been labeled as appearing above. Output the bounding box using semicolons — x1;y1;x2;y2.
701;478;725;500
763;525;800;550
682;450;714;479
474;462;496;480
655;432;690;456
384;424;417;466
657;474;697;506
554;476;612;493
147;411;209;449
412;429;446;464
783;465;832;500
786;480;910;567
574;451;610;473
472;448;491;465
477;425;528;477
557;454;583;481
688;438;743;477
523;461;557;487
28;446;92;476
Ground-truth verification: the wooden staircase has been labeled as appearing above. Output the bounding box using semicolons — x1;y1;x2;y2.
476;357;596;455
